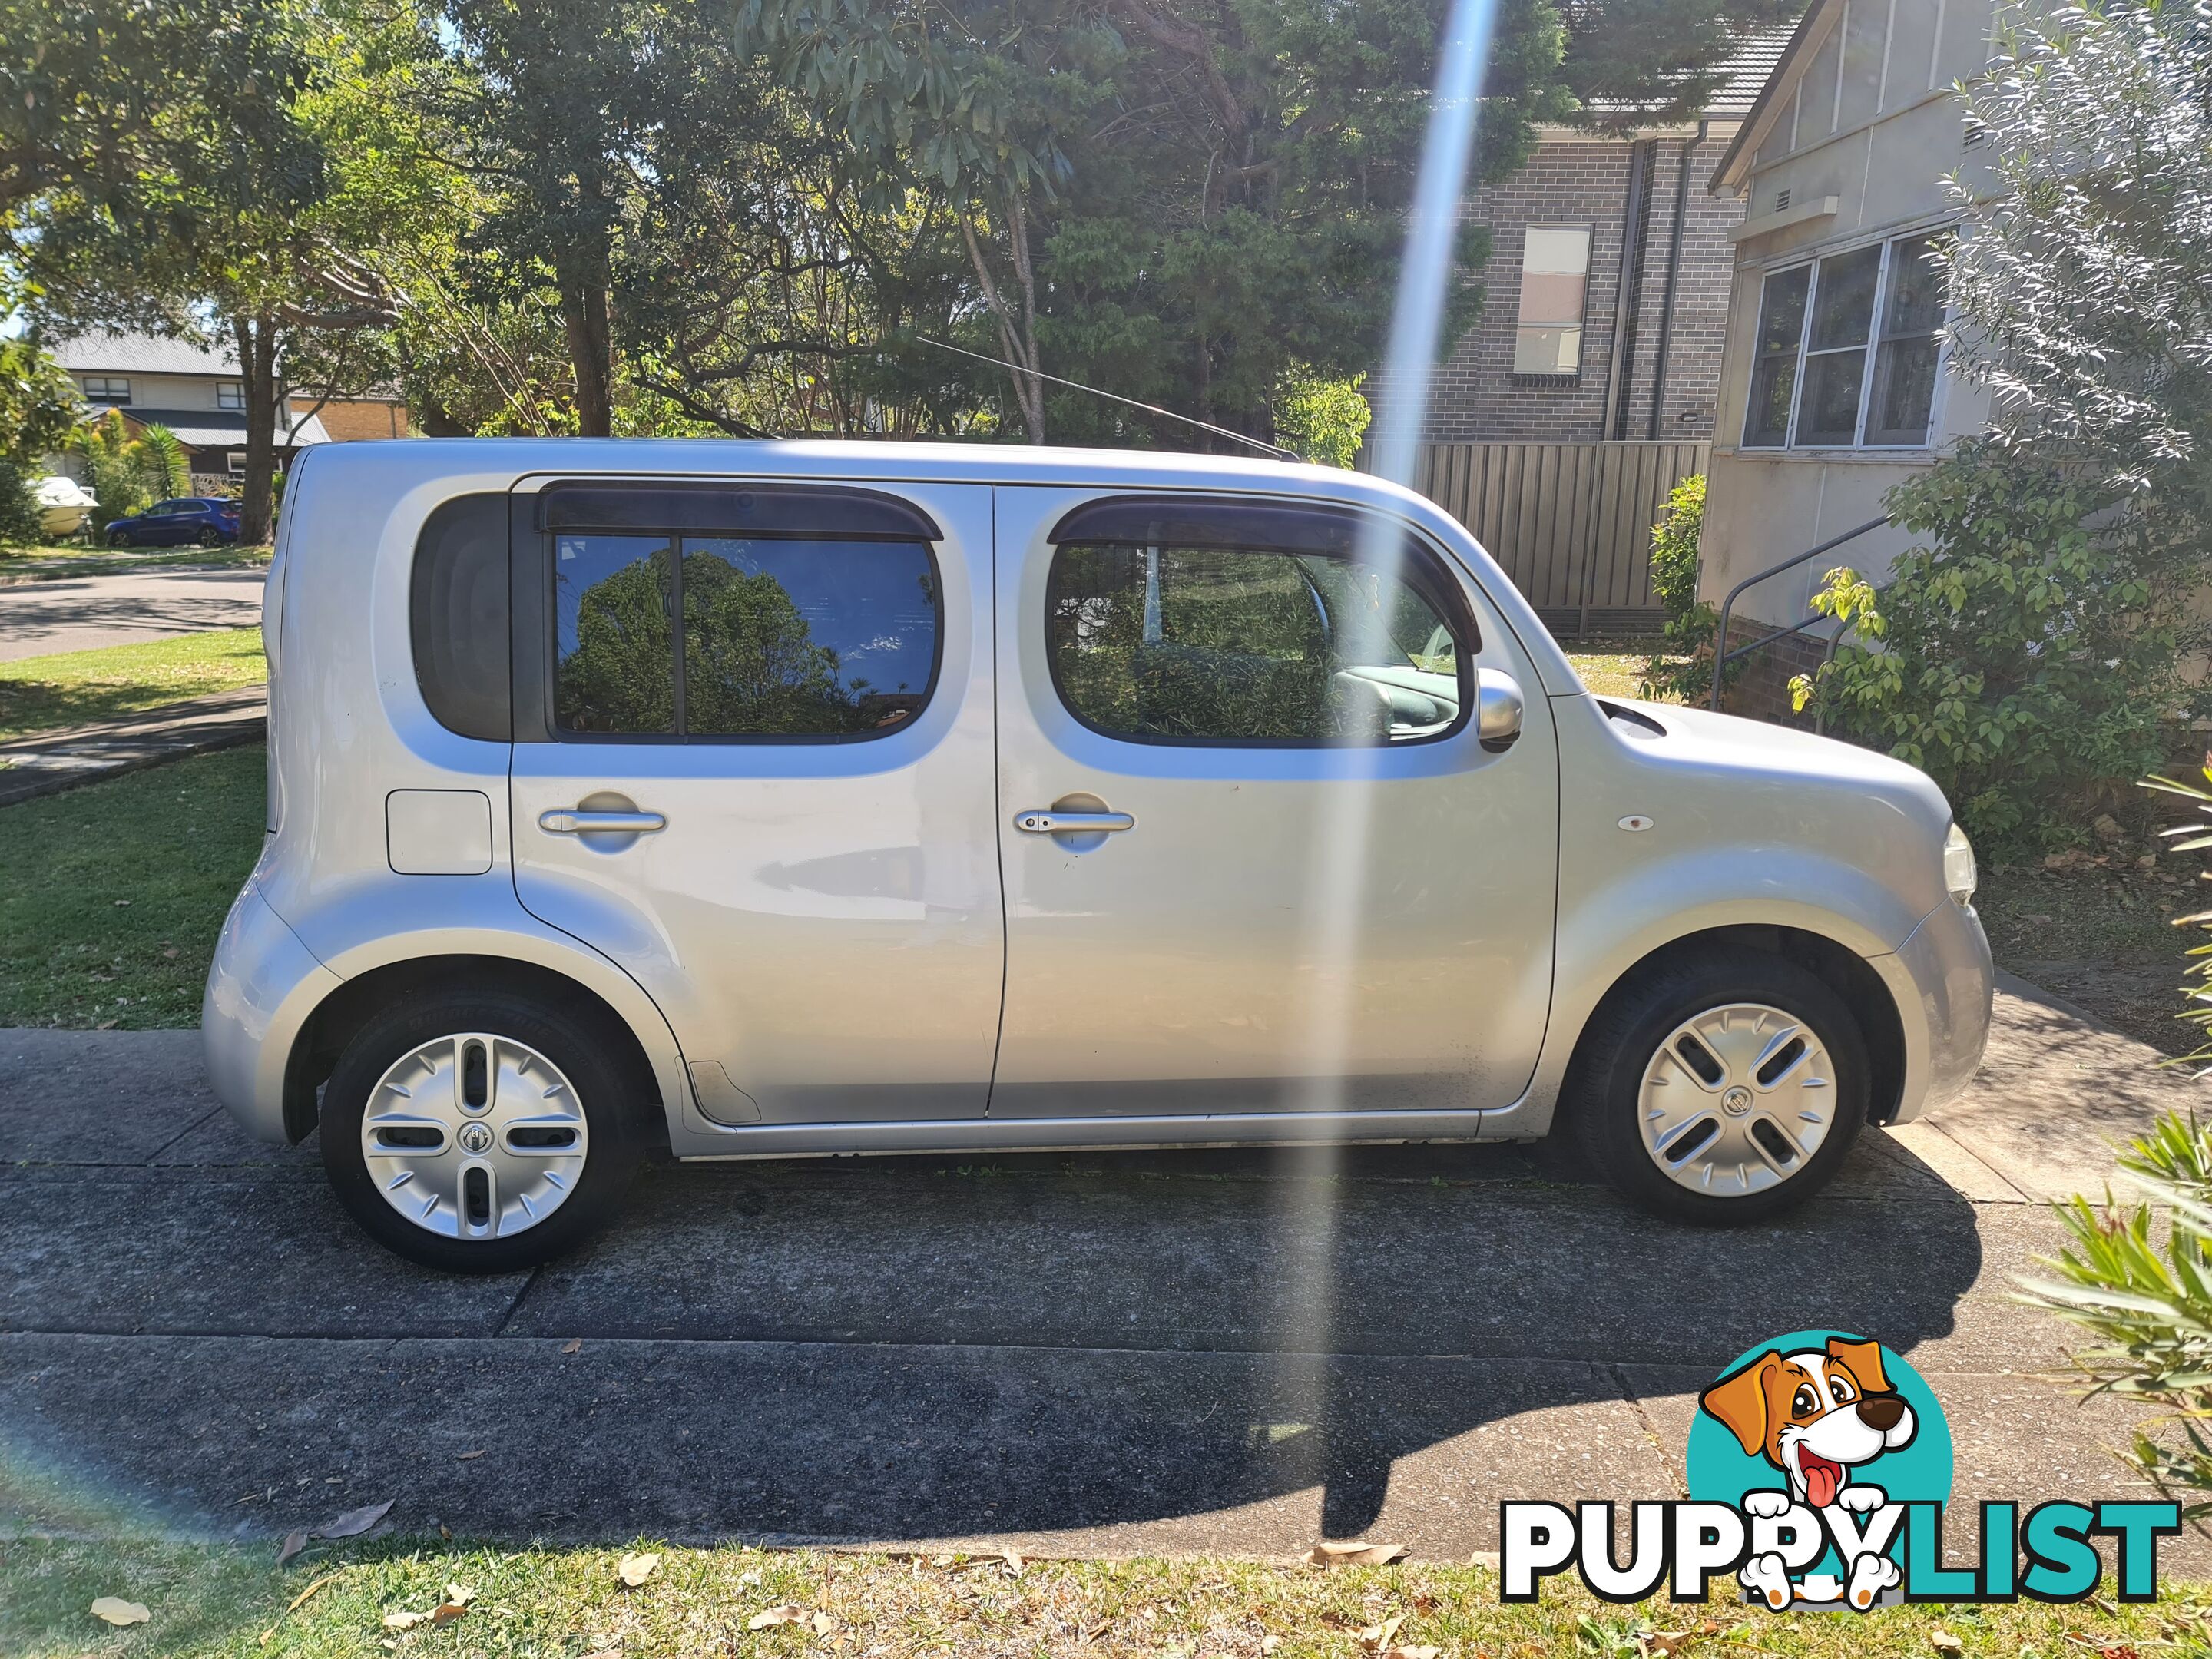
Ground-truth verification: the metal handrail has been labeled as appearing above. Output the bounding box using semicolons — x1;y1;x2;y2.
1709;515;1889;710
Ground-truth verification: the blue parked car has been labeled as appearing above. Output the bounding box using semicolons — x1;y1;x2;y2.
105;497;242;548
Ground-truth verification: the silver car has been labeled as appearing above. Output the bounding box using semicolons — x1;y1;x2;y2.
204;440;1993;1271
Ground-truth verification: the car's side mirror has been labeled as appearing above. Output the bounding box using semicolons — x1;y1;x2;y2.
1477;667;1525;753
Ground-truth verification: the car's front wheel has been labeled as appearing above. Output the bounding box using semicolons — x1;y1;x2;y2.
108;528;133;548
320;986;648;1272
1569;945;1869;1224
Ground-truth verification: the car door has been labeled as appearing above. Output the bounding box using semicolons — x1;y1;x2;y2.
507;475;1002;1125
989;485;1558;1121
146;500;185;544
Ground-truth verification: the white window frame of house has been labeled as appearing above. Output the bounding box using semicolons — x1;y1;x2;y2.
216;381;246;410
1512;224;1594;378
227;451;248;478
1740;227;1954;452
81;376;132;406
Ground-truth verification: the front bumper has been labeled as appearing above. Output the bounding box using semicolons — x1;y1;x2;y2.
202;880;342;1145
1873;898;1995;1124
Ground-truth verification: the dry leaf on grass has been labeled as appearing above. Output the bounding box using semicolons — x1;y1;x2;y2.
1379;1648;1439;1659
749;1604;806;1630
286;1575;341;1614
1078;1619;1113;1645
1001;1547;1025;1575
91;1598;151;1627
1302;1540;1407;1568
1930;1633;1963;1655
1358;1614;1405;1651
429;1603;469;1626
810;1611;836;1637
276;1531;310;1568
383;1611;428;1631
617;1552;661;1588
1260;1638;1283;1655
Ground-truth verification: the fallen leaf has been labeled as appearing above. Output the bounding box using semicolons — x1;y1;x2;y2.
1466;1549;1500;1571
1302;1540;1407;1568
750;1604;806;1630
1358;1614;1406;1651
810;1611;836;1637
1930;1633;1963;1655
286;1574;341;1614
1380;1647;1440;1659
1078;1620;1112;1646
318;1499;395;1540
1261;1638;1284;1655
114;899;131;906
456;1449;485;1462
91;1598;151;1627
276;1531;310;1567
618;1552;661;1588
1001;1547;1025;1576
561;1339;583;1355
438;1525;452;1541
430;1603;468;1625
443;1584;473;1608
383;1611;428;1631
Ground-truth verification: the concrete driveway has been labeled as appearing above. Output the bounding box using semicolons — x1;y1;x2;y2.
2;974;2207;1571
0;567;266;661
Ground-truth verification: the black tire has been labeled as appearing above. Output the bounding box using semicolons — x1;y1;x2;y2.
195;526;222;547
108;529;133;548
320;985;649;1272
1568;945;1870;1225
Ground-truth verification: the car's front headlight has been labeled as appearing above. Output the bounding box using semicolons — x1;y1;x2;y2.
1943;822;1978;907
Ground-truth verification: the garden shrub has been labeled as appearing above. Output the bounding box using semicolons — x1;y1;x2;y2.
1638;472;1713;703
0;458;44;546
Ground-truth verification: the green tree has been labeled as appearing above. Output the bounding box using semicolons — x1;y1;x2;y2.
0;338;80;462
1792;0;2212;852
68;408;151;530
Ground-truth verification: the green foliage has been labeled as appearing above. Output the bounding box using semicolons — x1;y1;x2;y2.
137;426;190;500
0;456;42;546
67;408;150;527
1790;2;2212;853
1638;472;1714;702
0;339;81;462
1273;371;1373;469
1792;443;2196;853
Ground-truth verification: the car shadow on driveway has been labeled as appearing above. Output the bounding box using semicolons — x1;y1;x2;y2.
1;1032;1998;1555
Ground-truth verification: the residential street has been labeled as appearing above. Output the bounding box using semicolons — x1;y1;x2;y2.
4;973;2204;1571
0;566;265;661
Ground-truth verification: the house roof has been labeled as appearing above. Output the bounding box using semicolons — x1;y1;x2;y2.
50;329;240;377
1707;0;1839;194
120;408;331;449
1575;22;1802;126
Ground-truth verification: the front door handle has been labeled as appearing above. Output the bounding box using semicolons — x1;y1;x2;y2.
539;809;667;835
1014;809;1134;835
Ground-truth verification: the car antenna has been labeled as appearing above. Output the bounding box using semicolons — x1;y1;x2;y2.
902;334;1303;462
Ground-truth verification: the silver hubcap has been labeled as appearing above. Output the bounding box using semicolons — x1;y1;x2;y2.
362;1033;588;1240
1637;1002;1835;1197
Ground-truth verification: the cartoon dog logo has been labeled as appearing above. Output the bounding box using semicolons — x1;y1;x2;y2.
1699;1336;1918;1610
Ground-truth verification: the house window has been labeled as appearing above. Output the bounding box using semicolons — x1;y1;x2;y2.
1512;226;1592;376
1740;230;1951;450
227;452;248;478
81;376;131;405
217;382;246;410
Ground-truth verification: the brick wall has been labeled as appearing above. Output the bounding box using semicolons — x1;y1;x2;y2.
1718;618;1833;726
1372;131;1743;445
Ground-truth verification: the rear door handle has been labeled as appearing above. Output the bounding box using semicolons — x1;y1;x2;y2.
539;809;667;834
1014;810;1134;834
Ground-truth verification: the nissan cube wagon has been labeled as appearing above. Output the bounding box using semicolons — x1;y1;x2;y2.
204;439;1995;1272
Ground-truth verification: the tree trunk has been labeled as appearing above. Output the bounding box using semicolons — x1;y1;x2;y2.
959;201;1046;443
234;315;282;546
563;283;614;437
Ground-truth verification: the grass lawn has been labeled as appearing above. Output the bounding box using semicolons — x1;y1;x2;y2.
1561;637;1687;701
0;627;266;741
0;1536;2195;1659
0;744;265;1028
0;543;270;582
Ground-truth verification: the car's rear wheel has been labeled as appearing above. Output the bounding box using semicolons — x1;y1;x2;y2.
195;526;222;547
320;986;648;1272
1568;945;1869;1224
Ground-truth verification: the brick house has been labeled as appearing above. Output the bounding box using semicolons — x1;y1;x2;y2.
48;332;408;492
1406;33;1790;445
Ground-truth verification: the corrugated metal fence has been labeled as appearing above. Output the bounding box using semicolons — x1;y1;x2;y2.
1393;440;1708;636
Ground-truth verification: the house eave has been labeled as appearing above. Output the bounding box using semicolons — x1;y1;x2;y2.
1707;0;1846;197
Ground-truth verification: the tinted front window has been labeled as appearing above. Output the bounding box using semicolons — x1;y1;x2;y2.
1048;538;1465;745
553;531;938;740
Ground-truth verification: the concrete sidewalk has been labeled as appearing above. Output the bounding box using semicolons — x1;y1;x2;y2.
0;687;264;806
2;975;2206;1568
